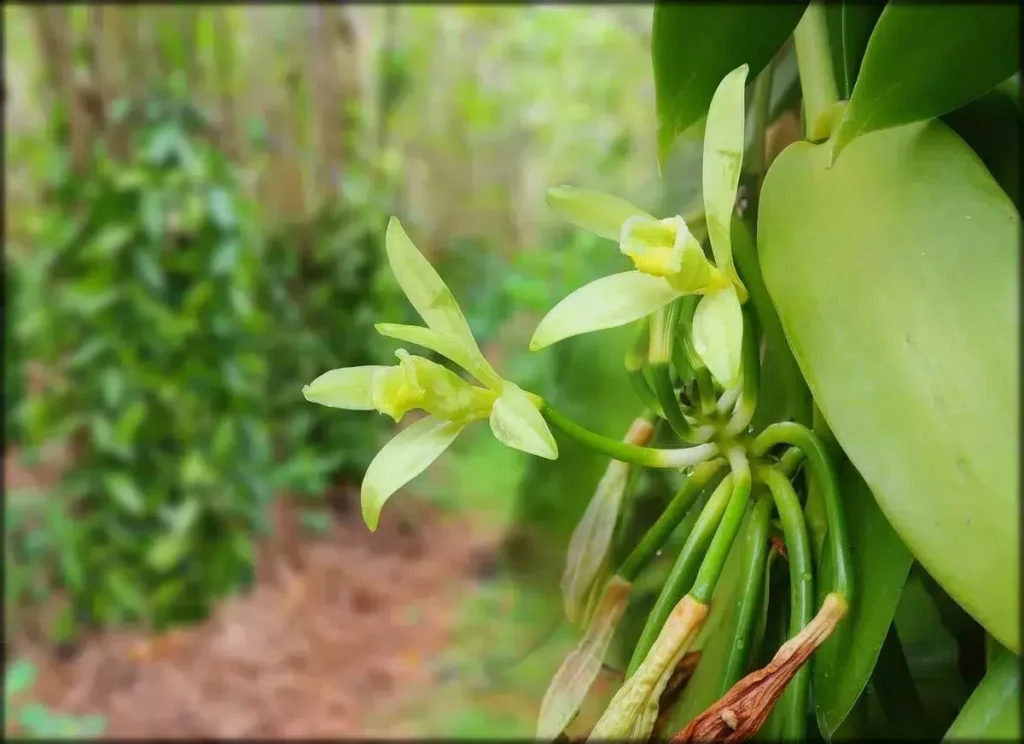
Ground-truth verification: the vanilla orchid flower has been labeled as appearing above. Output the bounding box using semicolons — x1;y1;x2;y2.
531;64;751;389
303;218;558;531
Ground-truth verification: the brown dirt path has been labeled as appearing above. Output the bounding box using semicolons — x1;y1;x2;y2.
9;485;498;738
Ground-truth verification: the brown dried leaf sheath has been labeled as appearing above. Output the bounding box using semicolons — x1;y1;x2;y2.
671;593;847;743
537;576;633;740
651;651;703;741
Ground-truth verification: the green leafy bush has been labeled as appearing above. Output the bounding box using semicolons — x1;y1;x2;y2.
18;92;273;634
262;189;394;500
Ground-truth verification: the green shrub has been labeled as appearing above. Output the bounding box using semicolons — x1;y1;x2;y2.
18;92;273;635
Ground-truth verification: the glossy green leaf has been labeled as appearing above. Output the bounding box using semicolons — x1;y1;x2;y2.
302;365;388;410
529;272;682;351
943;648;1021;741
361;415;467;531
760;120;1020;652
839;3;884;97
104;473;145;515
942;78;1021;210
489;381;558;460
831;4;1021;162
812;455;914;738
546;186;655;242
652;2;808;164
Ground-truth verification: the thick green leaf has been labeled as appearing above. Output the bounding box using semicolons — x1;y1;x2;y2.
944;648;1021;740
839;3;884;97
941;78;1021;210
652;3;808;164
831;4;1021;162
812;455;913;738
760;121;1019;652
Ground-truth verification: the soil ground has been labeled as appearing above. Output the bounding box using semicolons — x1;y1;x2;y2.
6;443;501;737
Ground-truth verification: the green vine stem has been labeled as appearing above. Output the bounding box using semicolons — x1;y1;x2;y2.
538;400;718;468
758;465;814;740
690;447;752;603
626;472;736;676
746;57;776;179
719;490;774;693
793;0;840;142
753;421;853;603
618;458;727;581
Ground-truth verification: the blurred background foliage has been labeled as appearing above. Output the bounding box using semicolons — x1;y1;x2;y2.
1;4;703;736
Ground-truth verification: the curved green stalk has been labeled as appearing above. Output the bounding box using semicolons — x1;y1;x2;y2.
650;362;701;442
759;465;814;740
723;305;762;437
777;446;805;479
753;421;852;603
539;400;718;468
720;490;774;692
618;458;727;581
793;0;840;142
626;472;736;677
690;447;752;604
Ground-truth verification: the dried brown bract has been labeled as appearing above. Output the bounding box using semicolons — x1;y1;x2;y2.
671;593;847;743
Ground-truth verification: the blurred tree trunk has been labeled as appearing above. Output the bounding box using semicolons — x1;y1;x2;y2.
29;6;91;173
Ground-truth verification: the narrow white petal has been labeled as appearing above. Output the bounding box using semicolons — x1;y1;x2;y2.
530;272;683;351
489;382;558;460
302;366;389;410
703;64;749;297
385;217;479;350
375;322;504;390
546;186;655;242
692;286;744;389
361;415;466;531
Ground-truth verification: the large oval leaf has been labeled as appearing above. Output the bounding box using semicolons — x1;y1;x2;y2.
831;4;1021;162
941;78;1021;211
652;3;807;165
759;120;1019;652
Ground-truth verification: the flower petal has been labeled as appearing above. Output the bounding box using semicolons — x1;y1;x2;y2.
537;577;633;741
489;382;558;460
546;186;655;242
692;286;744;389
302;366;389;410
703;64;749;299
375;322;504;390
361;415;467;531
529;272;684;351
385;217;479;351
